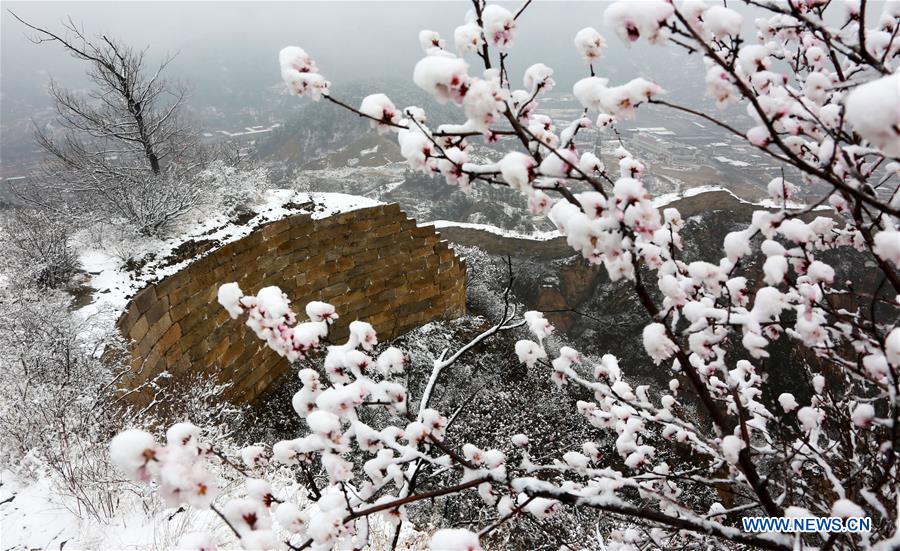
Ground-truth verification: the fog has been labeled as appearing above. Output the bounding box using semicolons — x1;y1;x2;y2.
3;1;890;119
1;1;693;114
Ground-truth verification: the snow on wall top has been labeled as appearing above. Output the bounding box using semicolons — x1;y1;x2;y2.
76;191;381;321
116;201;467;404
427;186;833;245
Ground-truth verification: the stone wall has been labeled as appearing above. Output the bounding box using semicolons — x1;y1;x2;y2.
116;203;466;404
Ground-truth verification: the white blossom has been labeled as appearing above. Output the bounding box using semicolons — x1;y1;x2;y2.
481;5;516;50
454;22;483;55
109;429;156;481
574;27;606;63
359;94;401;133
721;435;746;464
429;528;482;551
643;323;679;365
413;56;470;105
845;73;900;157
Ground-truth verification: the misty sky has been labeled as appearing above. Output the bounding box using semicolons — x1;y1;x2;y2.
3;1;891;117
1;2;704;115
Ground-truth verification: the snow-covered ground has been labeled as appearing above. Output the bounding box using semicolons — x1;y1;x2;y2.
0;469;228;550
1;465;426;550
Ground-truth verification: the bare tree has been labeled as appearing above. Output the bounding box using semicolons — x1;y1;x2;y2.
10;12;207;235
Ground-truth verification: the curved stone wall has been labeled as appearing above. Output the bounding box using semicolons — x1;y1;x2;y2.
117;203;466;404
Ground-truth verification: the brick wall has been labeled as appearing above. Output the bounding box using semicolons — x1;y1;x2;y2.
116;203;466;404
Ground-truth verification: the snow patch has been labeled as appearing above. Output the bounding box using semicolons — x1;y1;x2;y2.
714;155;751;167
427;220;561;241
382;180;404;193
0;470;228;549
652;185;833;212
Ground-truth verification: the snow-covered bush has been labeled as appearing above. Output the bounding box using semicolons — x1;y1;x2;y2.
0;290;132;519
113;1;899;549
0;286;250;525
1;209;78;289
197;161;271;218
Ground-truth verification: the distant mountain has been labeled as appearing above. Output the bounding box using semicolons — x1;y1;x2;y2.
298;133;402;170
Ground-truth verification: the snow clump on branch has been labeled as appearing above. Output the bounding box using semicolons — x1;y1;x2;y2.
279;46;329;99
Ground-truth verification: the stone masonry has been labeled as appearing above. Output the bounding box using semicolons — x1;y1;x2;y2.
116;203;467;405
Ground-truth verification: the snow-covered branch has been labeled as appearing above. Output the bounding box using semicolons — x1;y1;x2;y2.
112;0;899;548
